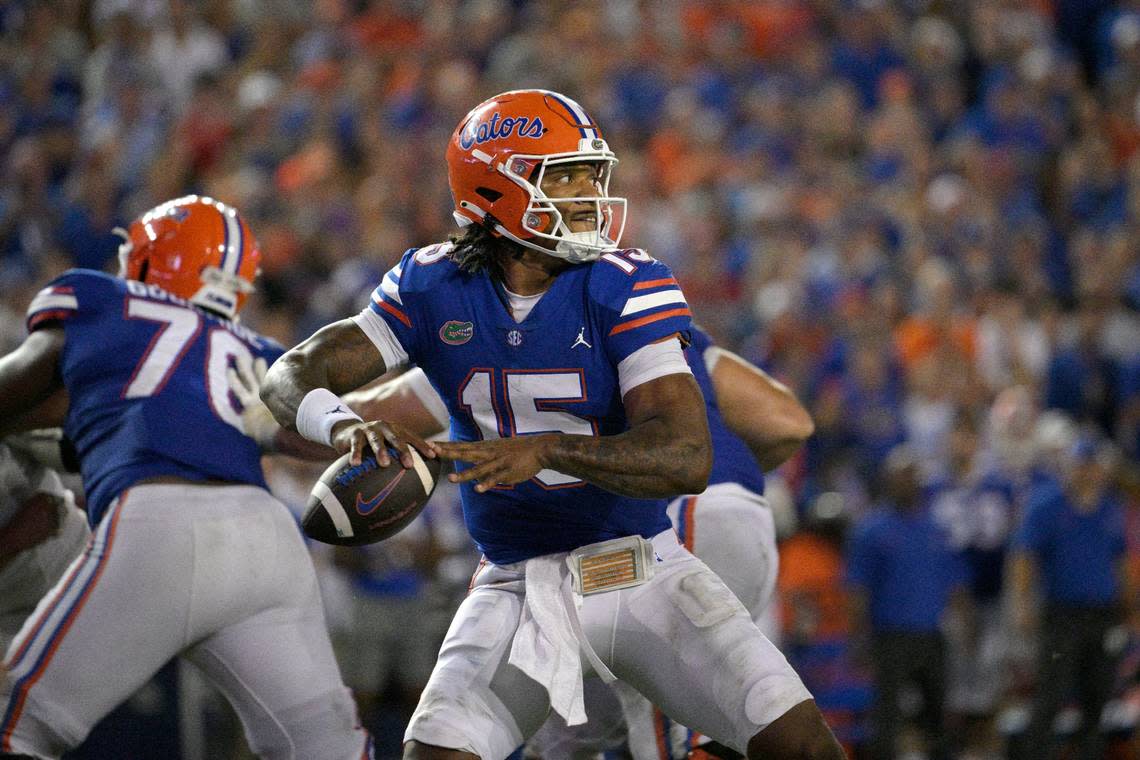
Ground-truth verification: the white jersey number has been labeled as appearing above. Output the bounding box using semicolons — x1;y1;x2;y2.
123;299;257;435
122;300;201;398
459;369;594;487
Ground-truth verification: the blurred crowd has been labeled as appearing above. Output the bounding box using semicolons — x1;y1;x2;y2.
3;0;1140;758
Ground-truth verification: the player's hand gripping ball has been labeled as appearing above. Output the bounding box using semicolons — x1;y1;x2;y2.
302;449;442;546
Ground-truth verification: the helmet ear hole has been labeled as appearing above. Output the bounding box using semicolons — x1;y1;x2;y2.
475;187;502;203
138;260;149;283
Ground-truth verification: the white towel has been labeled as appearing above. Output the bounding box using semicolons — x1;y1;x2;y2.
507;555;615;726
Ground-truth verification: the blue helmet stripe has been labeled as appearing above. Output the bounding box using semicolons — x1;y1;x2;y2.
217;207;243;275
231;213;244;275
548;93;597;140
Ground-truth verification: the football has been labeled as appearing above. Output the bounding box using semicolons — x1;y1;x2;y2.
302;449;443;546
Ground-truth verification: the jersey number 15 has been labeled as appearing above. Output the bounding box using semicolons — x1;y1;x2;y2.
459;368;596;488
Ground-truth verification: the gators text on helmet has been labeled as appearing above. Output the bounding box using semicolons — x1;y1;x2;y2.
446;89;627;263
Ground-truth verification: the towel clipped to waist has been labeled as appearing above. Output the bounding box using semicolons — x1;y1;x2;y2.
476;533;658;725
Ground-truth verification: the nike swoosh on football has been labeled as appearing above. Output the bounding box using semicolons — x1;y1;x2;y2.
354;469;406;515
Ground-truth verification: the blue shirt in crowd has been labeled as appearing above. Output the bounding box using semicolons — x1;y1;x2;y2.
1011;480;1126;607
846;505;968;633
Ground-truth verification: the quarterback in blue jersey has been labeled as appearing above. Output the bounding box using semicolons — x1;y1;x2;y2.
332;322;817;760
261;90;841;760
0;196;371;759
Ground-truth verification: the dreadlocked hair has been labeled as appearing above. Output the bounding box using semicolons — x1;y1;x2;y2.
448;223;519;277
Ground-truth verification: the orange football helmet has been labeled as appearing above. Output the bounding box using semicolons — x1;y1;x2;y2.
115;195;260;319
446;89;626;263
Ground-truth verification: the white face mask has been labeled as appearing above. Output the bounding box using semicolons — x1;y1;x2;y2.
520;149;626;262
113;226;133;277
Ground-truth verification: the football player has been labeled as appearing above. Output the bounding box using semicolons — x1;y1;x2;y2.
260;90;842;760
333;322;816;760
0;196;372;759
0;438;88;655
927;409;1018;755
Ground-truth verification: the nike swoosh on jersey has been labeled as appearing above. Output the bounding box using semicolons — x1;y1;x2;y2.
354;469;406;515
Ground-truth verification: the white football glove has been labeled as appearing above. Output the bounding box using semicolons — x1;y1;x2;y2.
226;357;280;450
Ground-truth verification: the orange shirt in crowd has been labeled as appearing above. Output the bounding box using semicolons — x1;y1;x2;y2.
893;314;977;371
778;532;850;642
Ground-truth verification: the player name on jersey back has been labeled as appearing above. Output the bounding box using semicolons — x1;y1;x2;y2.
122;279;266;347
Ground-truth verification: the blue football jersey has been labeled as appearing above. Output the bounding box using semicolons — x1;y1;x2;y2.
25;269;284;525
364;244;694;564
927;469;1018;600
685;327;766;496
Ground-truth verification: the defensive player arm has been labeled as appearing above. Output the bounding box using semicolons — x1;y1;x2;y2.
708;346;814;471
434;368;712;498
260;318;433;467
343;368;448;440
0;329;66;437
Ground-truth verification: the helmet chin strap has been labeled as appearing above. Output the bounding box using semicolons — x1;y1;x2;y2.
190;285;240;320
557;230;613;261
193;266;256;321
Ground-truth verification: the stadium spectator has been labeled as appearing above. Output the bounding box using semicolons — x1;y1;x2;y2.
928;409;1020;759
779;493;873;755
847;444;971;760
1010;434;1134;760
1;1;1140;755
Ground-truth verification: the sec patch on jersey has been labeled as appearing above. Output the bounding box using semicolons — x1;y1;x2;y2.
302;449;442;546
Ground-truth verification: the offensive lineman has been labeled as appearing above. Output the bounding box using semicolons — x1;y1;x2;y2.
0;196;371;759
260;89;842;760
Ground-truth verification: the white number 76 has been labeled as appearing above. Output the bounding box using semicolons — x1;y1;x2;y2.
123;298;256;434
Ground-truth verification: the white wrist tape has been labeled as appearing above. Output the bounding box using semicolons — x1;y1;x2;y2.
296;388;362;446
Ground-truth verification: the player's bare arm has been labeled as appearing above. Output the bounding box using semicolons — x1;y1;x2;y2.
260;317;434;468
710;346;814;471
261;318;387;416
0;329;66;437
433;370;711;497
342;370;447;441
